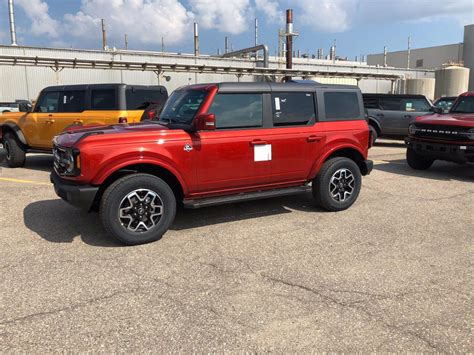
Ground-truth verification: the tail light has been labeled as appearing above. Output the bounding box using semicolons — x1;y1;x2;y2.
118;117;128;123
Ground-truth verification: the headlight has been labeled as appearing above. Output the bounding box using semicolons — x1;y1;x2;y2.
468;128;474;140
408;124;417;135
53;146;80;176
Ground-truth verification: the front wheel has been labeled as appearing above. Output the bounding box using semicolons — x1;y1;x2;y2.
406;148;434;170
100;174;176;245
313;157;362;211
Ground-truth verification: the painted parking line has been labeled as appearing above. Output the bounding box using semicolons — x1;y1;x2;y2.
0;177;50;186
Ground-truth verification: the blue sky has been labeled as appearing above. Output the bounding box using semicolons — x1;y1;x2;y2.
0;0;472;58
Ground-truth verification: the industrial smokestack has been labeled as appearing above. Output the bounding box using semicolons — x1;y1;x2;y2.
194;22;199;56
286;9;293;71
225;36;229;54
124;34;128;50
407;36;411;69
8;0;17;46
383;46;387;67
101;19;107;50
255;18;258;46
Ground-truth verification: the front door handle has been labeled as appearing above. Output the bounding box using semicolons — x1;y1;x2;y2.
404;115;412;119
376;113;384;117
46;119;55;124
250;139;268;146
74;119;83;124
307;135;323;143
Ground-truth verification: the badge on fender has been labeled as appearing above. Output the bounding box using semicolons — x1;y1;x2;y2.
184;144;193;152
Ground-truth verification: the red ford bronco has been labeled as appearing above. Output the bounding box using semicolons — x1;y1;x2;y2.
405;92;474;169
51;82;373;245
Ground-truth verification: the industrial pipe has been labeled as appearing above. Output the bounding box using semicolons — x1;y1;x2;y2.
221;44;269;68
8;0;17;46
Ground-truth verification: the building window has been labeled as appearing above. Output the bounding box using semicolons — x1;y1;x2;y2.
416;59;424;68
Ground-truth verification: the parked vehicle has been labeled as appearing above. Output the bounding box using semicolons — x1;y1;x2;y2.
51;82;373;245
433;96;457;113
405;92;474;169
0;84;168;167
363;94;433;144
0;100;32;113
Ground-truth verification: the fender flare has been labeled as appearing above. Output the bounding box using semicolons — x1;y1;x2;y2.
367;117;381;134
0;122;28;146
92;156;189;195
308;143;366;180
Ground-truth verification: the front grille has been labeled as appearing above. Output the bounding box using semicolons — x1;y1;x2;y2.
413;124;471;142
53;145;70;176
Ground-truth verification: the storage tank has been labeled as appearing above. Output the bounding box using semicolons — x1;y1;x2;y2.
434;66;470;99
406;78;435;100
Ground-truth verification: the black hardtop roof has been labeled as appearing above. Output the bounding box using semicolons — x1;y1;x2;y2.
363;93;428;99
183;82;359;92
218;82;358;92
42;83;166;92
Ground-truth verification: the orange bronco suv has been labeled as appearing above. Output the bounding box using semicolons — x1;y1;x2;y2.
0;83;167;167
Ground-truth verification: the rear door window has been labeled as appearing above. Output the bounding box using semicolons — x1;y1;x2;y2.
60;91;86;112
209;93;263;129
324;92;360;119
126;88;164;109
271;92;316;126
91;89;116;110
379;97;402;111
35;92;60;113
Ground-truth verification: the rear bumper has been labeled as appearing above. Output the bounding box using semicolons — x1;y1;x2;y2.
50;171;99;210
361;159;373;175
405;137;474;164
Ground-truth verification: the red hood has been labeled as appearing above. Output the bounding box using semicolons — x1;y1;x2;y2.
55;122;170;147
415;113;474;127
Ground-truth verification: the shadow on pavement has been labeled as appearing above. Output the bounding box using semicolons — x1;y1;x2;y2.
24;194;321;246
0;154;53;172
374;140;406;148
374;159;474;182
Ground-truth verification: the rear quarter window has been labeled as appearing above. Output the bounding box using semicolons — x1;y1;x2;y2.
323;91;361;120
126;89;165;110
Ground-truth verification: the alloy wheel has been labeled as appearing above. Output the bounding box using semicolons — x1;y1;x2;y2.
118;189;164;233
329;168;355;202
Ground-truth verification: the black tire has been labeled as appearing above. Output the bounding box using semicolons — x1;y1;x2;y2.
2;132;26;168
313;157;362;212
100;173;176;245
369;124;378;146
406;148;434;170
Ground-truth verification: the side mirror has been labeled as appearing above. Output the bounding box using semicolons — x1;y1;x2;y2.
431;107;443;114
193;113;216;131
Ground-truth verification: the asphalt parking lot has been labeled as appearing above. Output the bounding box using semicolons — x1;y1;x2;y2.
0;140;472;352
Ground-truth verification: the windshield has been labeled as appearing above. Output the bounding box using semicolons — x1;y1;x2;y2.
158;89;208;125
450;96;474;114
435;98;455;113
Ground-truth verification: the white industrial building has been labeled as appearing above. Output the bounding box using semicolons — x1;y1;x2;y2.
0;45;433;102
368;24;474;91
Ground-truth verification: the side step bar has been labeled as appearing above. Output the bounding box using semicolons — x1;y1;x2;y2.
183;186;312;209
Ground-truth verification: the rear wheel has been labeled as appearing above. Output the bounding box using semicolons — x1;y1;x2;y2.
406;148;434;170
100;174;176;245
2;132;26;168
313;157;362;211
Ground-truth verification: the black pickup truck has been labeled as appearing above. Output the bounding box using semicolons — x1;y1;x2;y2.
364;94;433;144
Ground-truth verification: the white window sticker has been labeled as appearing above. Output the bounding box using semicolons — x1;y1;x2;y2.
254;144;272;162
274;97;280;111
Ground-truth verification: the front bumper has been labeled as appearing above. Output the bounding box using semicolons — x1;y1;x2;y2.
405;137;474;164
361;159;373;175
50;171;99;210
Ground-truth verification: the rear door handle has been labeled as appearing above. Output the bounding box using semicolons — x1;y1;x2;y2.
307;135;323;142
250;139;268;146
376;113;384;117
46;119;55;124
74;119;83;124
404;115;412;119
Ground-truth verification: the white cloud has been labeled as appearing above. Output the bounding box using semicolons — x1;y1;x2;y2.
255;0;281;22
16;0;59;37
293;0;474;33
63;0;194;47
189;0;252;34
